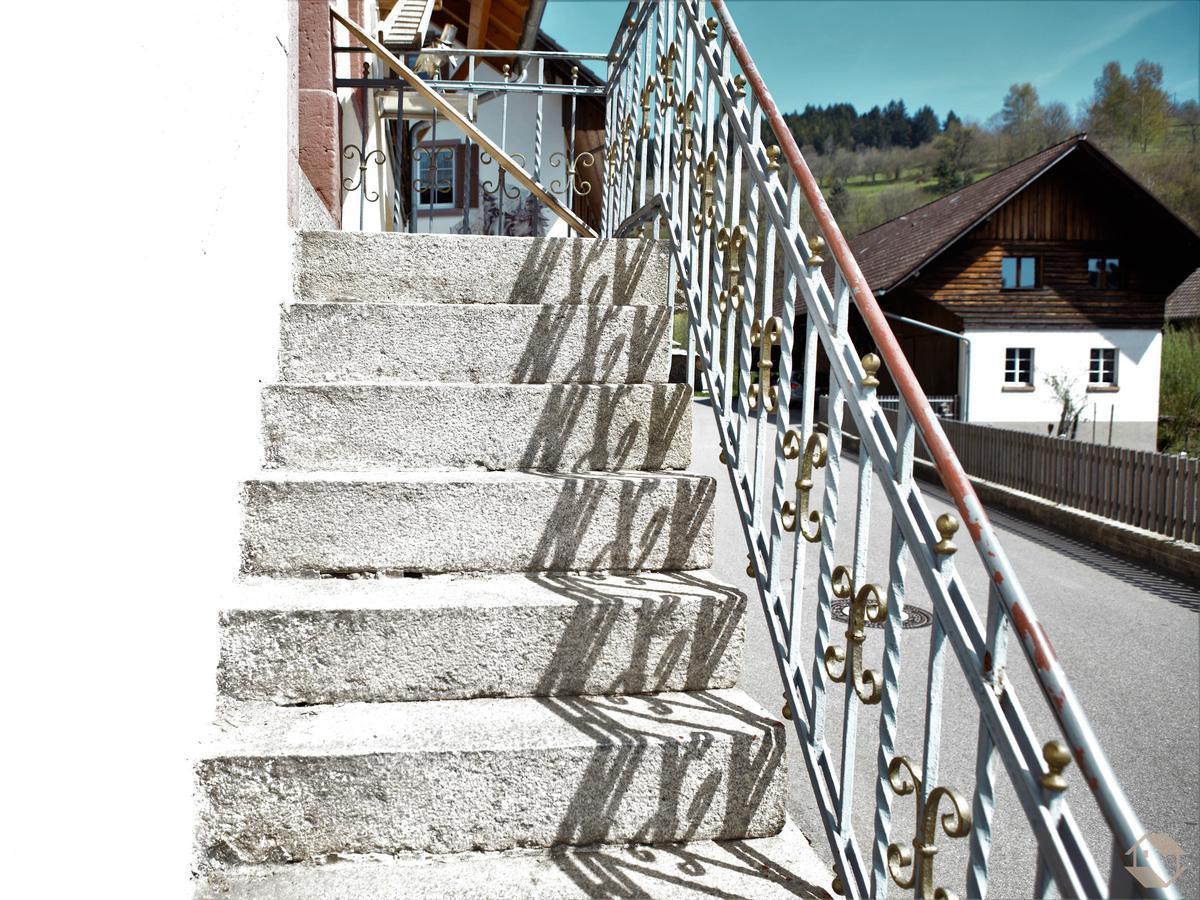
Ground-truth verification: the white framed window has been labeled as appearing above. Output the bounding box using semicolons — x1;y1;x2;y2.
414;144;458;209
1001;256;1038;290
1089;347;1117;386
1004;347;1033;385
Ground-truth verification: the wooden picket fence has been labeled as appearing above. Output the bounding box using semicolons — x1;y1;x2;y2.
826;395;1200;544
931;418;1199;544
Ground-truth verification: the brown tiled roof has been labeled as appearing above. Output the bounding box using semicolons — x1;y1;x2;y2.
849;136;1085;294
1166;268;1200;320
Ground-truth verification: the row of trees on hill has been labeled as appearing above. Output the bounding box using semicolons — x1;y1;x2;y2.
781;100;948;155
775;58;1200;237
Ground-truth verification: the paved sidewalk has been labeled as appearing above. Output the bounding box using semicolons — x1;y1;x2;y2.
691;400;1200;900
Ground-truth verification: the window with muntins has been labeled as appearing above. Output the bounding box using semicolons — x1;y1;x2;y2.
1001;256;1038;290
1087;258;1121;289
1089;347;1117;385
415;145;457;208
1004;347;1033;385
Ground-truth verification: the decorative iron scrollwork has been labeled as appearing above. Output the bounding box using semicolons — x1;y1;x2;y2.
717;225;747;313
691;152;717;234
781;431;827;542
548;151;595;197
824;565;887;703
656;44;678;112
886;756;973;900
480;151;526;199
748;316;782;413
342;144;387;201
717;225;746;260
675;91;697;169
639;76;657;139
620;112;636;158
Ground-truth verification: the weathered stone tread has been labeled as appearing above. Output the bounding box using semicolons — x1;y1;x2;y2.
280;302;672;384
194;819;833;899
262;382;692;472
196;689;786;862
296;231;669;306
240;470;715;576
218;571;745;703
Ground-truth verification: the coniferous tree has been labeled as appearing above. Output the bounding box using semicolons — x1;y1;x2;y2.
910;105;940;146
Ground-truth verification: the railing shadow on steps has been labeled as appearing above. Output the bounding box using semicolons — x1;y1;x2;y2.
506;304;671;385
599;1;1180;897
534;685;796;895
503;238;665;306
526;571;745;697
517;471;714;574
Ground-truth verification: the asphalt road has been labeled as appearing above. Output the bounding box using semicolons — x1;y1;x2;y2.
691;401;1200;900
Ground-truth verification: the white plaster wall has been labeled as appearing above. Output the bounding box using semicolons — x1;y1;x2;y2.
964;328;1162;436
5;2;293;895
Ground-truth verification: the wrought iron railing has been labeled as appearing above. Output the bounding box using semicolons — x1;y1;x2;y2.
600;2;1177;898
331;9;603;236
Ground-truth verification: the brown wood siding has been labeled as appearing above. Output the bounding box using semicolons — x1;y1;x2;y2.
910;240;1165;328
892;150;1197;328
973;162;1116;242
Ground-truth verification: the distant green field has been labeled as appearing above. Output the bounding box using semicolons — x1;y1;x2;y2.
843;178;930;200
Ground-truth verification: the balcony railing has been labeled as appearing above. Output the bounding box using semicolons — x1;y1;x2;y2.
331;12;604;235
328;3;1178;897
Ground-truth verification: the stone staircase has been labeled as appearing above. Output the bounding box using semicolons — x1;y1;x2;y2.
194;231;830;898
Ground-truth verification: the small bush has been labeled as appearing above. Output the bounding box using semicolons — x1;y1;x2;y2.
1159;324;1200;454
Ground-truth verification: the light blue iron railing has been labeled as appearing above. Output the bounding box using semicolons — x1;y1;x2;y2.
600;2;1178;898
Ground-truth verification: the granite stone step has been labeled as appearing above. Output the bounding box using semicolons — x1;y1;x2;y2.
218;572;745;704
295;231;669;306
279;302;672;384
240;470;715;576
193;818;832;899
195;690;786;865
262;383;691;472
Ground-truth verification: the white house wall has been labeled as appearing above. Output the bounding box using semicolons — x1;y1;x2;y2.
963;328;1162;450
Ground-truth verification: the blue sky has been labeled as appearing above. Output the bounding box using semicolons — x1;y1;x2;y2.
541;1;1200;123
